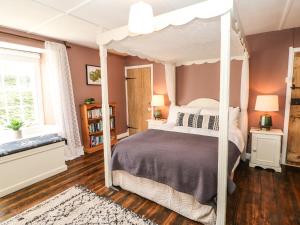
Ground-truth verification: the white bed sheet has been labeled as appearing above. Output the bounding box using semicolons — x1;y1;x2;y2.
151;123;245;153
113;170;216;225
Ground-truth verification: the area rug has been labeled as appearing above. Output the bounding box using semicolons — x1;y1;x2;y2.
1;186;157;225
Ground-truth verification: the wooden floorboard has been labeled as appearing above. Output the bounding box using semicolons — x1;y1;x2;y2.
1;151;300;225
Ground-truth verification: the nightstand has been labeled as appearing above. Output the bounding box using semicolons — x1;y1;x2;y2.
147;119;167;129
249;128;283;172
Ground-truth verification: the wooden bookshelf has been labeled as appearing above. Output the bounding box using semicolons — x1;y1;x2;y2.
80;103;117;153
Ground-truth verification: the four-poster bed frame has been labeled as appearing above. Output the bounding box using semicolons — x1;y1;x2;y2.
97;0;249;224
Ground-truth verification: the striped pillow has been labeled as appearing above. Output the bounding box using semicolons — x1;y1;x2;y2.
176;112;219;130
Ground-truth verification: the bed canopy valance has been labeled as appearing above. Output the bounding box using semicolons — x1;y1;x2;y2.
97;0;247;66
97;1;249;225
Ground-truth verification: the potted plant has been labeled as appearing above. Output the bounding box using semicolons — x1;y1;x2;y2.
7;119;24;139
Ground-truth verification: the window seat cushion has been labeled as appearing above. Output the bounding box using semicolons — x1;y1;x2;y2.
0;134;66;157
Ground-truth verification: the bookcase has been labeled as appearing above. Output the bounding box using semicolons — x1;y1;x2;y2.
80;103;117;153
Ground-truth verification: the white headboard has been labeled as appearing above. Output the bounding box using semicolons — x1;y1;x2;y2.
186;98;219;109
185;98;244;129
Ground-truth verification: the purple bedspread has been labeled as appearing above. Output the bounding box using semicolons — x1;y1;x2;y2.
111;129;240;204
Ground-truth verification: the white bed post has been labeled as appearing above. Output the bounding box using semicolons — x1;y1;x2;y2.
99;45;112;188
216;10;231;225
240;53;249;161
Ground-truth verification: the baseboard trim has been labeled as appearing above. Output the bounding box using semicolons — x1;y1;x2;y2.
0;165;67;197
245;153;251;160
117;132;129;140
241;152;251;161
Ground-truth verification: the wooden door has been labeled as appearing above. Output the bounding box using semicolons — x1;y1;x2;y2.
287;53;300;164
126;67;152;135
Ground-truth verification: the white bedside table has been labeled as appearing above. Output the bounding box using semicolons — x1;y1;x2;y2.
147;119;167;129
249;128;283;172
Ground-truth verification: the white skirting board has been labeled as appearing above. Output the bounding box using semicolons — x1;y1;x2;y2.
244;153;251;160
117;132;129;140
0;141;67;197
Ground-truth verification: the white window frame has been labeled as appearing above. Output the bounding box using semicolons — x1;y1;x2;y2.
0;48;45;139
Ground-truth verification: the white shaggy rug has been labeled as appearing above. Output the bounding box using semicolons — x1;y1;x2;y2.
1;186;157;225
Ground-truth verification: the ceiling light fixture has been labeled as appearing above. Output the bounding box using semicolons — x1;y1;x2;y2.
128;1;154;34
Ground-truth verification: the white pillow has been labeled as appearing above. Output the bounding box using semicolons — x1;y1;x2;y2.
167;105;201;124
200;107;240;127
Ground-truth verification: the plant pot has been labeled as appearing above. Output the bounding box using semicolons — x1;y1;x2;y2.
14;130;22;139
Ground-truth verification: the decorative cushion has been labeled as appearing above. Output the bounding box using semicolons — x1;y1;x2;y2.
200;107;240;127
176;112;219;130
0;134;66;157
167;105;201;124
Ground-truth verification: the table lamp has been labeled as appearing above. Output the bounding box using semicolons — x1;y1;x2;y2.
151;95;164;120
255;95;279;130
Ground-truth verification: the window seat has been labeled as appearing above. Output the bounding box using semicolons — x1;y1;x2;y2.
0;134;67;197
0;134;66;157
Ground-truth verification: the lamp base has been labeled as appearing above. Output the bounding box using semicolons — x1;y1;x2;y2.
153;109;162;120
259;114;272;130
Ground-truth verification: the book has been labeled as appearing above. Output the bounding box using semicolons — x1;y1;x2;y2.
90;135;103;147
87;107;112;119
87;108;102;119
88;121;103;133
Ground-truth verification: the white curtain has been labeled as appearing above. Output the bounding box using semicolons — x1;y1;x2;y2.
45;41;84;160
165;63;176;105
240;52;249;159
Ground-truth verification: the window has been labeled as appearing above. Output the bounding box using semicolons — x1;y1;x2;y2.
0;48;42;129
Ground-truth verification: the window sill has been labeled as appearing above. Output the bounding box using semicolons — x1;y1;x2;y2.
0;125;58;145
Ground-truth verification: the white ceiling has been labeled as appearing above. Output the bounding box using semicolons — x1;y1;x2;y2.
0;0;299;49
235;0;300;34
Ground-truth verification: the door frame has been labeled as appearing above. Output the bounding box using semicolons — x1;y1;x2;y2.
282;47;300;165
124;64;154;133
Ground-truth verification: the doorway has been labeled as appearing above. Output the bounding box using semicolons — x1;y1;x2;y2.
283;48;300;166
125;65;153;135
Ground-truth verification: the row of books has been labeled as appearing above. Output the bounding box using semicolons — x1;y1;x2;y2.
87;107;113;119
89;122;103;133
89;118;115;134
90;136;103;147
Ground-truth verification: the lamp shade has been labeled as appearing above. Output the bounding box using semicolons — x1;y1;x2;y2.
128;1;154;34
255;95;279;112
151;95;165;107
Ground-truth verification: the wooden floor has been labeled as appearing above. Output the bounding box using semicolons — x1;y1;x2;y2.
1;151;300;225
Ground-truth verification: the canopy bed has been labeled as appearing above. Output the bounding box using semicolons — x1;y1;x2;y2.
96;1;249;225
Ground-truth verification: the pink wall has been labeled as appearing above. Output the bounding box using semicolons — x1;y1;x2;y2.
125;56;169;118
107;54;127;134
67;44;127;135
176;60;243;107
176;27;300;131
247;28;300;129
124;57;243;117
67;43;100;129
